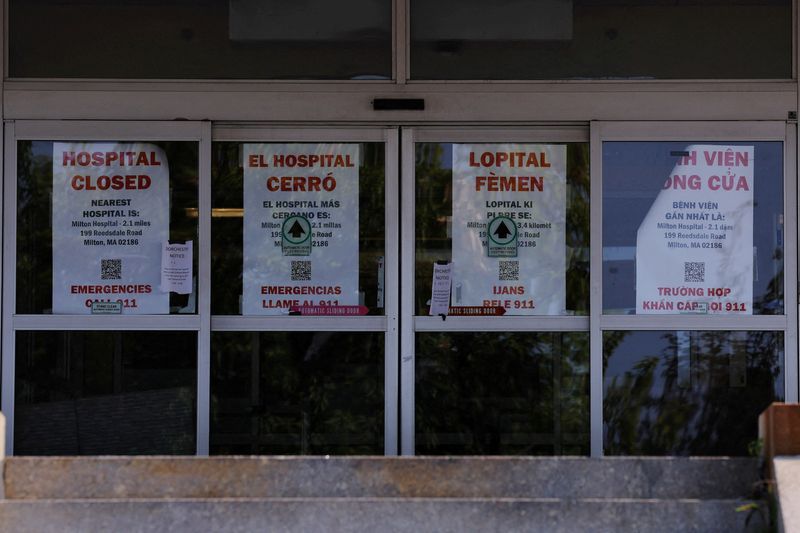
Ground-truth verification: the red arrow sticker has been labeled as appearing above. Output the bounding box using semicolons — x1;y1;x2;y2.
447;306;506;316
289;305;369;316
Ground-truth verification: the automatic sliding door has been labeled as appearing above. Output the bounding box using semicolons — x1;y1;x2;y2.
402;128;591;455
4;121;207;455
209;128;399;455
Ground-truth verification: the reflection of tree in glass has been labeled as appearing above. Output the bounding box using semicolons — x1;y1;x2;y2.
210;332;384;455
604;331;782;455
210;142;244;314
753;267;784;315
565;144;590;314
357;145;386;312
415;143;453;313
17;141;51;313
415;332;589;455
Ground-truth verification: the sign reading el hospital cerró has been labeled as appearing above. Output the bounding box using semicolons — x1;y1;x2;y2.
52;143;169;314
451;144;567;315
242;143;359;315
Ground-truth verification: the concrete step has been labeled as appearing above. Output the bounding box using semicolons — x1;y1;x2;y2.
4;456;759;500
0;498;765;533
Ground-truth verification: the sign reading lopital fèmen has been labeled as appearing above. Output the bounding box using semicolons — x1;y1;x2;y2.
52;143;170;314
451;144;567;315
636;145;754;315
242;143;360;315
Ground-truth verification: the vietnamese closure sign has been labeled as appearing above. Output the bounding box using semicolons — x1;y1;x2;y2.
451;144;567;315
52;143;170;314
636;145;754;315
242;143;359;315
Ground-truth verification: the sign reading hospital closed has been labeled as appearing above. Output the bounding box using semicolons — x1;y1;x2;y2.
451;144;567;315
52;142;169;314
636;145;754;315
242;144;359;315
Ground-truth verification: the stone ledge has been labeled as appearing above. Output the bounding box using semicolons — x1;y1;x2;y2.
0;498;762;533
773;456;800;533
4;456;758;500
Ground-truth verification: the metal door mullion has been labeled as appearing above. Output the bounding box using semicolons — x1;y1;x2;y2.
210;316;388;332
384;127;400;455
600;315;788;331
400;127;416;455
414;316;589;332
197;121;212;455
13;315;201;330
2;122;17;454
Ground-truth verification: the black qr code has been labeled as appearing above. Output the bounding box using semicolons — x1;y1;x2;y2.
291;260;312;281
684;262;705;283
499;260;519;281
101;259;122;280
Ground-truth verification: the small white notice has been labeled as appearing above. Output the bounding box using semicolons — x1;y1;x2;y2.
429;262;453;316
160;241;193;294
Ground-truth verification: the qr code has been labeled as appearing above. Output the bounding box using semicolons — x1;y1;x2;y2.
101;259;122;280
684;261;705;283
499;260;519;281
291;260;311;281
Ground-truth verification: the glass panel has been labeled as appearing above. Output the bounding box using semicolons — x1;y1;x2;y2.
17;140;199;315
15;331;197;455
603;141;783;315
212;142;385;316
411;0;791;80
210;332;384;454
10;0;391;80
415;142;589;316
416;332;589;455
604;330;784;455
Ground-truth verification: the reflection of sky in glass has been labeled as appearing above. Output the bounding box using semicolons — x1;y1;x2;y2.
602;141;784;314
31;140;53;158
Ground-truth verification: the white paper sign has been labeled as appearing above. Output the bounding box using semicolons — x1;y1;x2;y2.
429;262;453;315
636;145;754;315
451;144;567;315
160;241;193;295
52;143;170;314
242;143;360;315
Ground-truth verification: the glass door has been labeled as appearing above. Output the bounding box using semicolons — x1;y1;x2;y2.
209;126;399;455
4;121;794;458
3;120;209;455
400;127;591;455
591;121;797;456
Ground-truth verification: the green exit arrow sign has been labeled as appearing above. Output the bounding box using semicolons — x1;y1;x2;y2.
487;215;518;258
281;215;312;256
